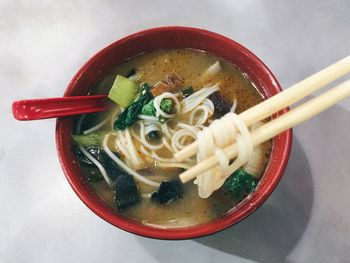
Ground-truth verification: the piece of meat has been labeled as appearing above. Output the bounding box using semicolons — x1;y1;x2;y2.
151;74;183;96
165;74;183;86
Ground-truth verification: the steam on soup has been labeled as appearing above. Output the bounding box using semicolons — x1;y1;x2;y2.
72;49;271;227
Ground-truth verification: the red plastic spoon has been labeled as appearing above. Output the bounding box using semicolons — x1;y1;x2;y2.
12;95;109;121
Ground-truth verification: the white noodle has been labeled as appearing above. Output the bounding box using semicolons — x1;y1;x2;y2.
151;151;174;162
138;115;159;122
75;84;252;198
196;112;253;198
231;97;238;113
243;122;265;178
75;114;86;134
75;115;112;186
139;121;163;150
161;122;175;139
205;61;221;76
243;144;265;178
144;123;161;134
110;107;121;128
124;128;145;170
103;134;160;187
181;84;219;113
162;137;173;152
157;162;192;170
177;123;201;135
202;98;215;114
170;123;201;154
153;92;181;118
171;129;197;152
130;126;142;142
140;146;152;157
196;124;205;129
189;105;210;125
78;145;112;187
188;99;214;125
115;132;130;159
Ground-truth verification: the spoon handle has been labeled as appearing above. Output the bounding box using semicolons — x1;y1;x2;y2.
12;95;109;121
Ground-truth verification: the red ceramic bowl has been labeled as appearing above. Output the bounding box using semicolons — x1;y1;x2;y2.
56;26;292;240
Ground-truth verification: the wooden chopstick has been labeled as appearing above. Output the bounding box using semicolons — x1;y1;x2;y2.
179;79;350;183
175;56;350;162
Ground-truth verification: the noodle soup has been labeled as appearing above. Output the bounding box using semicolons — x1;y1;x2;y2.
72;49;271;228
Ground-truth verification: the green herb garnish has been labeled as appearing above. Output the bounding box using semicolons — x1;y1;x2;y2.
224;169;258;200
141;99;156;116
160;98;174;113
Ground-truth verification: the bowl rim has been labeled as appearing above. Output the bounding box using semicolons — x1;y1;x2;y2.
56;26;292;240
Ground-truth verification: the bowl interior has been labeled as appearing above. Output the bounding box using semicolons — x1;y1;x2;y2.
56;26;292;239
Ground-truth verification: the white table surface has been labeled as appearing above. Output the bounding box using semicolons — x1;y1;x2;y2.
1;1;350;262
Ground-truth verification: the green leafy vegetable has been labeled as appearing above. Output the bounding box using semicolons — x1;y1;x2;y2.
72;131;106;147
114;83;153;130
141;99;156;116
224;168;258;200
160;98;174;113
108;75;138;108
181;87;194;97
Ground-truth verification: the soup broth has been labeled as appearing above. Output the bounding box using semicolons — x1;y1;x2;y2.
74;49;271;228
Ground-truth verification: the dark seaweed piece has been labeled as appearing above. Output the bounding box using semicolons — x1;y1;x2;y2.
74;112;102;133
114;83;153;130
73;146;120;177
209;91;232;118
73;144;140;210
125;68;136;78
181;87;194;97
224;168;258;201
83;167;103;182
73;146;101;167
73;146;108;182
89;149;120;181
147;130;159;140
113;173;140;211
151;180;183;205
